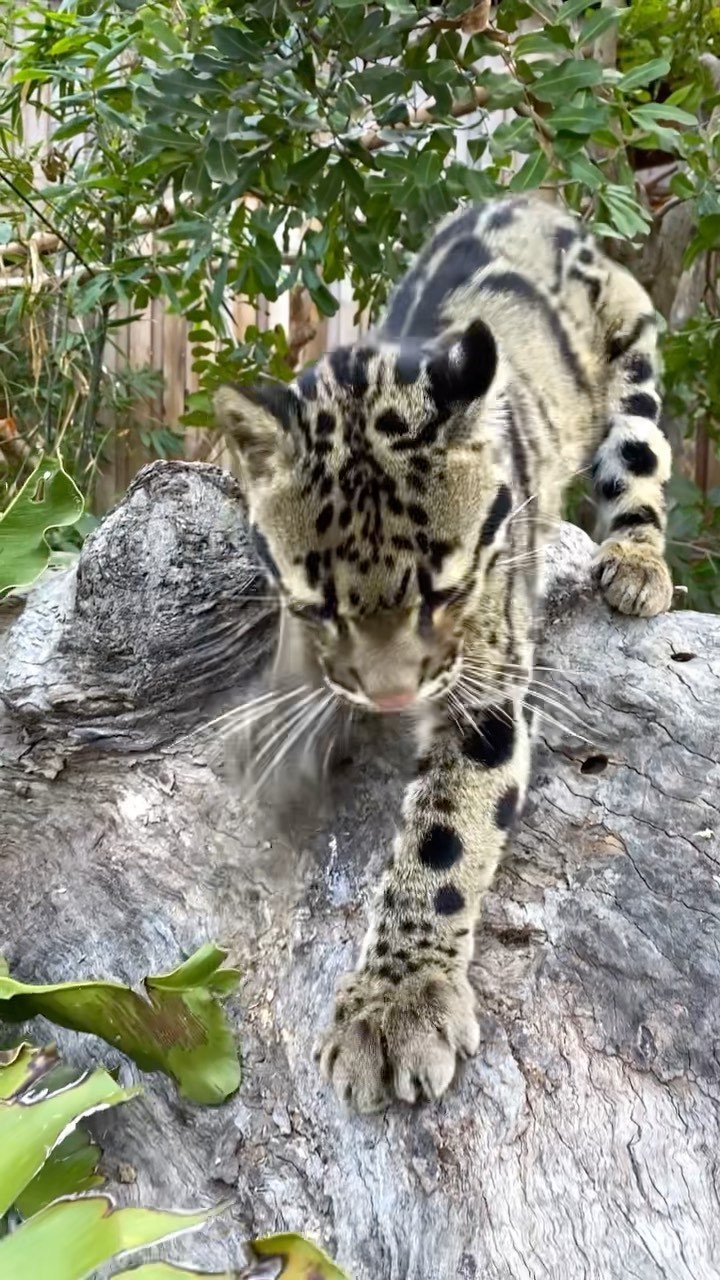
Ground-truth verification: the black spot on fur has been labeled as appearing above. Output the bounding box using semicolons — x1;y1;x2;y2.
376;940;389;957
495;785;520;830
610;505;662;533
415;531;429;554
376;409;407;436
393;534;414;552
319;475;333;498
349;590;360;607
554;224;577;254
462;704;515;768
626;354;653;384
384;887;396;911
407;503;429;527
620;439;658;476
305;551;321;587
419;824;463;870
400;919;416;934
430;540;453;570
316;410;335;436
338;505;352;529
480;484;512;547
434;883;465;915
579;246;594;264
315;502;334;535
621;392;658;422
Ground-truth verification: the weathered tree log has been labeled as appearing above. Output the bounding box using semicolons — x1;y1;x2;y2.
1;460;720;1280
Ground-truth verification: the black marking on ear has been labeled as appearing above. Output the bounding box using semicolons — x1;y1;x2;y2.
434;883;465;915
251;526;280;580
316;502;334;535
620;439;658;476
329;346;371;396
462;703;515;768
495;785;520;830
305;550;321;587
610;505;662;533
485;202;516;231
406;239;492;340
393;349;423;385
599;476;626;501
419;824;463;870
297;368;317;401
375;409;407;436
428;318;497;408
626;354;653;384
607;315;655;363
621;393;658;422
480;484;512;547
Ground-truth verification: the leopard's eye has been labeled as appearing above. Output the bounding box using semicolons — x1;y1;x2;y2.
287;601;327;625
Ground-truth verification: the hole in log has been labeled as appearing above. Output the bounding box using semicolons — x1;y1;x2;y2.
671;651;696;663
580;754;608;775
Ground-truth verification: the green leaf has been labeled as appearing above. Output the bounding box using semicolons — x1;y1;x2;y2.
205;139;239;185
617;57;671;92
0;944;241;1105
509;150;550;191
414;149;443;188
550;97;610;135
15;1126;104;1219
0;1056;137;1217
0;455;84;598
114;1266;237;1279
578;7;619;45
531;57;604;104
0;1196;225;1280
250;1233;350;1279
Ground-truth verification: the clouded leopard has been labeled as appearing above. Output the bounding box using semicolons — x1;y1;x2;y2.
214;196;673;1113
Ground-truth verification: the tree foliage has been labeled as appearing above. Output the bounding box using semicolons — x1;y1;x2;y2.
0;0;718;601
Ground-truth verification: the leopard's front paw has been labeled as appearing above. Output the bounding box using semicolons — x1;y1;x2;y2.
593;541;673;617
314;968;479;1113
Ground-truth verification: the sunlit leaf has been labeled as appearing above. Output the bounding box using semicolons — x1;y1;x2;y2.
0;1196;225;1280
0;945;241;1105
0;1055;137;1217
0;455;84;597
250;1233;350;1279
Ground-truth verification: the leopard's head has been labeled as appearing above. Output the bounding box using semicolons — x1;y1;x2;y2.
215;320;516;712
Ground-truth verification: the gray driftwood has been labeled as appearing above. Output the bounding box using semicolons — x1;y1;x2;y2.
1;460;719;1280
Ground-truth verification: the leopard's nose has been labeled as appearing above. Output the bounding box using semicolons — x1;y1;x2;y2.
371;690;417;712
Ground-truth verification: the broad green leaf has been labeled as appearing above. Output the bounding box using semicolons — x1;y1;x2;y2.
550;98;609;135
617;57;671;92
531;57;603;104
578;7;619;45
15;1125;104;1218
0;455;84;597
0;945;241;1105
0;1196;224;1280
250;1233;350;1279
0;1062;137;1216
509;150;550;192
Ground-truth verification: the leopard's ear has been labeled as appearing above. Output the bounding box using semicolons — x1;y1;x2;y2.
214;382;304;484
426;319;497;409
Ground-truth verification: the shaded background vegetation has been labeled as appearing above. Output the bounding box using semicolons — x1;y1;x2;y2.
0;0;719;604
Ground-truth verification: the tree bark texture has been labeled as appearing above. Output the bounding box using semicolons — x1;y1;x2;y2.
1;461;720;1280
